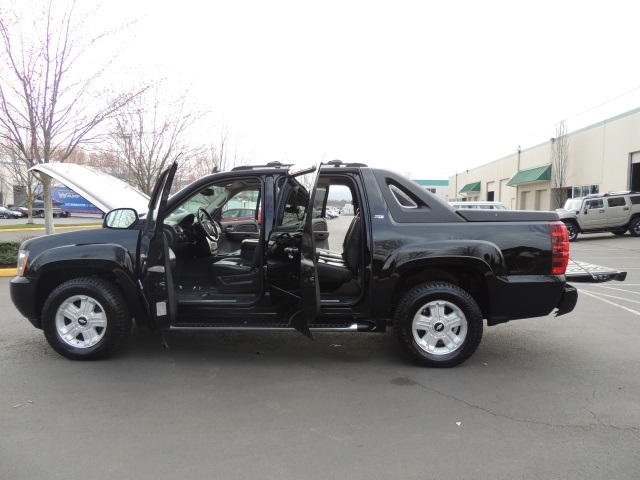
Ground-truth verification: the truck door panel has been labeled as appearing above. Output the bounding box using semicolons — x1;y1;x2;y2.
606;197;630;226
581;199;607;229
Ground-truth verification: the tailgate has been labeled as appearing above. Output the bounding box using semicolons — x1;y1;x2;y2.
565;259;627;283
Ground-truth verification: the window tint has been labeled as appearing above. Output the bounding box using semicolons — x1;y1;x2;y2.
586;199;604;209
608;197;626;207
282;184;309;228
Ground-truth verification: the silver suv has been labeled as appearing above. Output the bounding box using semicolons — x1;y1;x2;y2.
557;191;640;241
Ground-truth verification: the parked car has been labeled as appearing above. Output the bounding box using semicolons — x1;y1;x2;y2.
326;207;339;219
449;201;509;210
0;206;23;219
10;161;625;367
557;191;640;241
9;206;28;216
221;208;257;222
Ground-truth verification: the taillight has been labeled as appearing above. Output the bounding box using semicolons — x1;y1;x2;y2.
550;221;569;275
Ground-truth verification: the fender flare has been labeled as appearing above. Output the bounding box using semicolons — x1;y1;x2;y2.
27;243;148;325
372;240;505;315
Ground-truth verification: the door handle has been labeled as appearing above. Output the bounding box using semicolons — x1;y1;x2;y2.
599;209;605;213
624;207;630;210
284;247;299;259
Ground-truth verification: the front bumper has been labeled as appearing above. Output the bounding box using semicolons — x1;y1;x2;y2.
10;276;41;328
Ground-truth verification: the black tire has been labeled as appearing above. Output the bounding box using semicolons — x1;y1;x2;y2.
38;211;45;218
41;277;132;360
564;221;579;241
629;218;640;237
2;213;9;219
393;282;483;368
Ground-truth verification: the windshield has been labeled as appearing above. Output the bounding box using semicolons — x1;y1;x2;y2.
167;178;261;222
563;197;584;210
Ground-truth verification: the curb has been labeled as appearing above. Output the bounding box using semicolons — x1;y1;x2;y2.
0;268;16;277
0;224;101;233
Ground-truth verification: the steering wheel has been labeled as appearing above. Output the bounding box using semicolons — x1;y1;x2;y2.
197;207;221;242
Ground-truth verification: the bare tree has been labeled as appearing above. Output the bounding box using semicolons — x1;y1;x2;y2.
0;0;144;233
110;88;206;195
551;120;570;209
182;127;252;183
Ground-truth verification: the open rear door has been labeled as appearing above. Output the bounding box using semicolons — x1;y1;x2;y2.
138;162;178;331
266;163;321;339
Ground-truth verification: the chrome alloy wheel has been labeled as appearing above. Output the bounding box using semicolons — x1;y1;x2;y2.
55;295;108;348
411;300;468;355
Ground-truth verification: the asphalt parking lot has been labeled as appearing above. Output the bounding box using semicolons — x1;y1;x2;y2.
1;228;639;479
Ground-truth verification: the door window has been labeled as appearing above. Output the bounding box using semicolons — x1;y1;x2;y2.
608;197;626;208
586;199;604;209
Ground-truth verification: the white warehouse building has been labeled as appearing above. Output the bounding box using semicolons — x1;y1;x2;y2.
448;106;640;210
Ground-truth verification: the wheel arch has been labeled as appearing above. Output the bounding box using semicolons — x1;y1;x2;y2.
562;218;580;231
28;245;149;328
383;261;492;322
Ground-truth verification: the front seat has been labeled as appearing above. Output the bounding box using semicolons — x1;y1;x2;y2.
210;239;260;277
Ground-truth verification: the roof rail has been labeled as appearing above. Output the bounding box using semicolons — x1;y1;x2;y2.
322;160;369;168
231;162;293;171
231;160;369;171
585;190;637;198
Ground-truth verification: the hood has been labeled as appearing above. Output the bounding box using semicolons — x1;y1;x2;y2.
30;163;150;214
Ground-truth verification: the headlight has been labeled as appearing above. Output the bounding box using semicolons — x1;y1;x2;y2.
17;250;29;276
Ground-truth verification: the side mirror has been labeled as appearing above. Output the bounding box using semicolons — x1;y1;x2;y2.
104;208;139;229
583;209;588;215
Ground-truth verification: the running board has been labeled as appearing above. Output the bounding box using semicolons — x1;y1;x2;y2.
169;322;379;332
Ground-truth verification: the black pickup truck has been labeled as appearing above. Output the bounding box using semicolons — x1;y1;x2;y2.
9;161;626;367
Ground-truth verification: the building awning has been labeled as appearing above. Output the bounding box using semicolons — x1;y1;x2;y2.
459;181;481;193
507;164;551;186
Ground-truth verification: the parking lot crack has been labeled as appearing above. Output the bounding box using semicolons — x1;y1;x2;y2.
408;379;639;432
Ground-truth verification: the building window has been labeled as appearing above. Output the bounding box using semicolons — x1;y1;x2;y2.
425;188;436;194
572;185;599;197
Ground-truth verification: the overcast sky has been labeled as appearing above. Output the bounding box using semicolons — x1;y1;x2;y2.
95;0;640;179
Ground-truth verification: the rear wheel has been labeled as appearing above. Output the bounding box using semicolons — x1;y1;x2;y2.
393;282;483;368
629;218;640;237
42;277;132;360
565;221;579;241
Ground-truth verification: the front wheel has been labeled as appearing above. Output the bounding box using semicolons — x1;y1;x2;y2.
2;213;9;219
393;282;483;368
564;221;579;241
41;277;132;360
629;218;640;237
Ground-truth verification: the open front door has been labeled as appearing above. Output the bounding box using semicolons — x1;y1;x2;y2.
139;162;178;332
266;163;321;339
